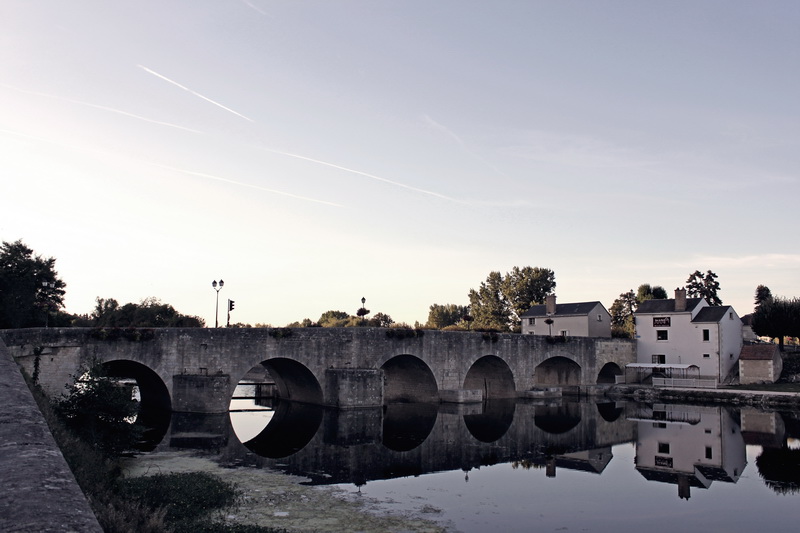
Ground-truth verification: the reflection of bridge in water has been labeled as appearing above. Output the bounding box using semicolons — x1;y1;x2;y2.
170;400;800;495
180;399;638;485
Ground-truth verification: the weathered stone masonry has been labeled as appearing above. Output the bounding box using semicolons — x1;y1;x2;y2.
1;328;635;413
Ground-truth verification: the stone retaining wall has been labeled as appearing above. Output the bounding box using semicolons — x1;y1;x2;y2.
0;338;102;533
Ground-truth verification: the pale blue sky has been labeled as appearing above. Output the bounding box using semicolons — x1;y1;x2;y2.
2;1;798;326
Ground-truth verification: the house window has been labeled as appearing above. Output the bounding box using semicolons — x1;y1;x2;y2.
729;312;734;320
703;353;710;358
705;447;713;460
597;314;603;322
652;354;666;364
559;330;569;337
528;318;535;325
703;329;710;341
653;423;667;429
656;330;668;341
658;442;670;454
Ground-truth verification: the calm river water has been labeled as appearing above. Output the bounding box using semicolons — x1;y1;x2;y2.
145;384;800;532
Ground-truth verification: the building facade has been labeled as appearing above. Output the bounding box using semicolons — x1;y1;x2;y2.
634;288;743;382
520;295;611;338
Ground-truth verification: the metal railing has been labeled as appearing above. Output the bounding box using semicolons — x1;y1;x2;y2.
652;377;717;389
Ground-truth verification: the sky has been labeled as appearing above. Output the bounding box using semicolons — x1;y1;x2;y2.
2;1;799;327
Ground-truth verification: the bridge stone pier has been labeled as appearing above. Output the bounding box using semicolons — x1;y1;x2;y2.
1;328;635;414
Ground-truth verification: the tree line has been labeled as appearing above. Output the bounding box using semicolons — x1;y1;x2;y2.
0;240;203;329
4;240;798;343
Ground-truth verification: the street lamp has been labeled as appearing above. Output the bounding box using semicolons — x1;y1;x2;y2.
212;279;224;328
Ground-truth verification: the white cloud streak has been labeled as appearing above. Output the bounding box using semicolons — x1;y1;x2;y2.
138;65;254;123
154;164;343;207
0;83;202;133
261;147;469;204
242;0;270;16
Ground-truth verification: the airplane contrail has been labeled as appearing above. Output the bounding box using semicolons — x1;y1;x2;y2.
154;164;342;207
0;82;202;133
138;65;254;123
260;147;469;204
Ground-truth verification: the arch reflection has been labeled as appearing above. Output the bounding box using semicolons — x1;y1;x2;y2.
243;400;324;458
464;398;516;443
382;402;438;452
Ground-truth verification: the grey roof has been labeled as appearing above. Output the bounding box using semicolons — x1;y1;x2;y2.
521;301;606;318
692;306;733;323
636;298;704;314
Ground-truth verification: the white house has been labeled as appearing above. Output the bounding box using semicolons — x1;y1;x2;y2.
520;295;611;338
634;404;746;500
632;288;743;385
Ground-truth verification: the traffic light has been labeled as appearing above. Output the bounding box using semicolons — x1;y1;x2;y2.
228;299;235;311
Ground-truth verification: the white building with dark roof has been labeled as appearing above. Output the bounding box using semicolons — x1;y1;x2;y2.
520;295;611;338
632;288;743;384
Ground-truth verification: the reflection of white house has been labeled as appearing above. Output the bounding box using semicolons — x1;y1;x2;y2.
632;404;747;500
520;295;611;338
632;288;743;385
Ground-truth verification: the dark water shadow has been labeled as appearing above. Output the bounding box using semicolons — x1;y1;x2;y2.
243;400;324;458
464;398;516;443
382;402;438;452
596;401;624;423
534;403;581;434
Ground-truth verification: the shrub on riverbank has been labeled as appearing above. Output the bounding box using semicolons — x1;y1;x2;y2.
24;368;284;533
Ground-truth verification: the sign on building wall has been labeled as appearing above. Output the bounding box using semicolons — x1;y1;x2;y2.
653;317;671;327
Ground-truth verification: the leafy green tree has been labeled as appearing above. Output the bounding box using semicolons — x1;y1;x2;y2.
469;271;510;330
755;285;773;307
0;240;66;328
91;296;204;327
368;312;394;328
610;290;637;338
752;296;800;351
636;283;667;303
318;310;350;327
686;269;722;306
55;358;143;455
501;266;556;324
426;303;470;329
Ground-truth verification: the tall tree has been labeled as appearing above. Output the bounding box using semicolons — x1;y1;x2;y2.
610;290;637;338
426;303;470;329
468;271;510;330
0;240;66;328
636;283;667;304
755;285;773;307
751;296;800;351
686;270;722;306
501;266;556;323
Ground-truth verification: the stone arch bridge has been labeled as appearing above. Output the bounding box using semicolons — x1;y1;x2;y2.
1;328;634;414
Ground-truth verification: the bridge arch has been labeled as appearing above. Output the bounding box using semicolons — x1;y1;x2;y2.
463;355;516;399
380;354;438;403
102;359;171;449
596;362;622;384
258;358;323;405
535;356;581;386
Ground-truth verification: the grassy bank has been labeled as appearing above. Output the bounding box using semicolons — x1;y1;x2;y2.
24;372;283;533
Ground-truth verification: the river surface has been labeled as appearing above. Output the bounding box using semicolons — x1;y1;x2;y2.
135;384;800;532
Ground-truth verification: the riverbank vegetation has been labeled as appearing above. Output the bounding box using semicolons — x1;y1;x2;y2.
24;361;282;533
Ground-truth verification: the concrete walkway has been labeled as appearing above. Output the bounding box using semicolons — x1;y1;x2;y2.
0;340;102;533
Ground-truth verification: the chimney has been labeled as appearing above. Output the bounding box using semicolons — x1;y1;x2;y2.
675;288;687;312
546;294;556;315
